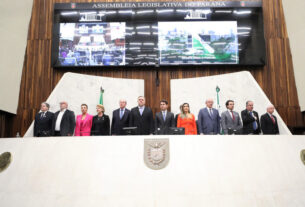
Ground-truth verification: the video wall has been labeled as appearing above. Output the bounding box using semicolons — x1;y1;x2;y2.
59;23;125;66
52;1;265;67
158;21;238;64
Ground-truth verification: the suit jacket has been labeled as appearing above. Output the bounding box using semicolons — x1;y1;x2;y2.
241;109;261;134
111;108;130;135
174;114;179;127
34;111;54;137
260;113;279;134
129;106;154;135
74;114;93;136
52;109;75;136
221;111;243;134
91;114;110;136
197;107;220;134
155;111;175;135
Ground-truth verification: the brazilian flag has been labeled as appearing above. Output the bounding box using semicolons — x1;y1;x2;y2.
99;87;104;105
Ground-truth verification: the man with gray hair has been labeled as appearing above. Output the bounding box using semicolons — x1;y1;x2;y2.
52;101;75;136
111;99;130;135
260;105;279;134
198;98;220;135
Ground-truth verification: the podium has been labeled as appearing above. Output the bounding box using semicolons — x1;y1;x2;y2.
0;135;305;206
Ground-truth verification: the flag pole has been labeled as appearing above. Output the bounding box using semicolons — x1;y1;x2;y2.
216;85;220;110
100;86;104;105
216;86;223;134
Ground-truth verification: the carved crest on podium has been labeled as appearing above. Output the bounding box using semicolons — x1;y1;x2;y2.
0;152;12;173
301;150;305;166
144;139;169;170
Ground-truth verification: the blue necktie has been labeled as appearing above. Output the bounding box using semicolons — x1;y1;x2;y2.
250;111;258;130
163;112;166;121
139;107;143;116
120;109;124;119
209;108;213;117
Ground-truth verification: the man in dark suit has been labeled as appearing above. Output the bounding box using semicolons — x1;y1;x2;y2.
197;98;220;135
155;100;175;135
129;96;154;135
52;101;76;136
34;102;54;137
221;100;243;134
241;100;261;134
111;99;131;135
260;105;279;134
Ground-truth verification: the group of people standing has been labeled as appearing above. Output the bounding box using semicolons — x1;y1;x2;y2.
34;101;112;137
172;99;278;135
33;96;279;137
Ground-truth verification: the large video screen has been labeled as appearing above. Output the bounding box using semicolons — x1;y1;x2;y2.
57;21;238;66
158;21;238;65
59;23;125;66
52;2;265;67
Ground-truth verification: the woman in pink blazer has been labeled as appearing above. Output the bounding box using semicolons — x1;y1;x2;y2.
74;104;93;136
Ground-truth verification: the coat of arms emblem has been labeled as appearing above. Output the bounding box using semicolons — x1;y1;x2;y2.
144;139;169;170
0;152;12;173
301;149;305;166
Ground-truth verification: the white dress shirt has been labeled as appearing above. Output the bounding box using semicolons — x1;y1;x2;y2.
138;106;145;115
40;111;47;118
55;109;66;131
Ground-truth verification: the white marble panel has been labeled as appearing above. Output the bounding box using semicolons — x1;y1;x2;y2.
171;71;291;135
0;135;305;207
24;72;144;137
0;0;33;114
282;0;305;111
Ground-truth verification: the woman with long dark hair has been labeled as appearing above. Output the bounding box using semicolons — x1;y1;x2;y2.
177;103;197;135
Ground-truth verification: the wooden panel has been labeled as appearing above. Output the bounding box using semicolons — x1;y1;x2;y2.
1;0;304;137
0;111;14;138
0;112;6;138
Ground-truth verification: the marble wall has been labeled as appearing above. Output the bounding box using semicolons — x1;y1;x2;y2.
282;0;305;112
171;71;291;135
24;72;144;137
0;0;33;114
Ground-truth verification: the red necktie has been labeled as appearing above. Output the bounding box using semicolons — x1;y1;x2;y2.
231;111;235;121
270;115;275;124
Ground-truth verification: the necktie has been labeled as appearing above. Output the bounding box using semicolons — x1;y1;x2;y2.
163;112;166;121
209;108;213;116
120;109;124;119
40;112;45;119
250;111;258;130
139;107;143;116
231;111;235;121
270;115;275;124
